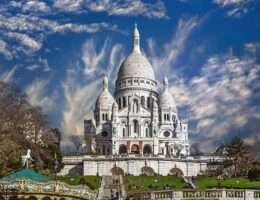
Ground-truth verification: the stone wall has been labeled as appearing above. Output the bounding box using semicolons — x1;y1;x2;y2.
59;156;208;177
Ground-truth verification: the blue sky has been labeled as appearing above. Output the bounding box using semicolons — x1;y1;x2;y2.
0;0;259;153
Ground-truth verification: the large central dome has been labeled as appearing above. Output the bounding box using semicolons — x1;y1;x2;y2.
118;51;155;80
117;24;155;81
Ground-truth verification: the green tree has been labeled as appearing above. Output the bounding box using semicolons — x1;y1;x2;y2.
0;81;63;175
225;136;249;177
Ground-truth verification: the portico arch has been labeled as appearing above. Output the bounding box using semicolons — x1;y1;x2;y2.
143;144;152;155
27;196;37;200
42;197;51;200
119;144;127;154
131;144;140;154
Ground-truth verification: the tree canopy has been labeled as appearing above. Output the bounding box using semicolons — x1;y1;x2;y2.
0;81;62;176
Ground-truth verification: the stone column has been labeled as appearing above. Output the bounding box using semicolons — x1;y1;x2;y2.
139;141;143;156
127;141;131;154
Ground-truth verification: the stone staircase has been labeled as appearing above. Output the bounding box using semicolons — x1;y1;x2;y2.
97;175;126;200
182;176;196;189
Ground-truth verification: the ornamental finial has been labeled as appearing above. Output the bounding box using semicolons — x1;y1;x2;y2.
133;23;140;53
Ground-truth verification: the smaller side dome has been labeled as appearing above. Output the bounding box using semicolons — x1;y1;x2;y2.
159;77;177;112
96;76;115;109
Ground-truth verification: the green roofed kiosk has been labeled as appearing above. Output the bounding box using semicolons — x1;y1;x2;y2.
0;168;49;182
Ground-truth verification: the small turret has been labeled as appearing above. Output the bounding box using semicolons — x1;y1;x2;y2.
112;102;119;122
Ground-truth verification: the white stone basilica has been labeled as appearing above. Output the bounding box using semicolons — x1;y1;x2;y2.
84;25;189;158
60;25;222;177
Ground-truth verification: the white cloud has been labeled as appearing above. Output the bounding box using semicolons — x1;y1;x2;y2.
53;0;84;13
22;0;51;13
0;66;17;82
53;0;168;19
5;32;42;53
25;79;56;113
82;39;109;77
26;57;51;72
213;0;254;17
0;39;13;59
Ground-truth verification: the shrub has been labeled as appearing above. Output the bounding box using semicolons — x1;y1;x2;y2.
248;167;260;181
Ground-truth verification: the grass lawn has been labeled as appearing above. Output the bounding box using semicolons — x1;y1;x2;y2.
196;176;260;190
56;176;102;190
124;176;185;196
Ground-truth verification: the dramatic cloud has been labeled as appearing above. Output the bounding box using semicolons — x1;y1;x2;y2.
146;18;260;151
0;1;120;59
60;38;125;152
170;54;260;151
147;17;200;81
53;0;168;19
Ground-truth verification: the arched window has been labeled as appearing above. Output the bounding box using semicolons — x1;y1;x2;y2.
145;122;150;137
119;145;127;154
167;114;170;121
145;127;149;137
118;98;121;109
133;99;138;113
141;96;145;107
147;97;150;108
133;120;139;134
103;145;106;155
122;127;126;137
101;131;108;137
143;144;152;155
123;96;126;107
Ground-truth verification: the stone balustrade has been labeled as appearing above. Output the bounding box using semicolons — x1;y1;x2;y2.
129;189;260;200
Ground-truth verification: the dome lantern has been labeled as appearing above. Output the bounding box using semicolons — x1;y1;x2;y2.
103;75;108;91
133;23;141;53
116;24;156;82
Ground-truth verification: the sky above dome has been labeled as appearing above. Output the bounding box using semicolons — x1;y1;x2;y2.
0;0;259;153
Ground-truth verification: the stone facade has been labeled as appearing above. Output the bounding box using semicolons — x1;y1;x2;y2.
84;24;189;158
60;25;223;177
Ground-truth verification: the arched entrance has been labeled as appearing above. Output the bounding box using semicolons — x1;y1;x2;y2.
168;167;184;177
143;144;152;155
119;144;127;154
141;166;155;176
131;144;140;154
111;166;124;175
27;196;37;200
